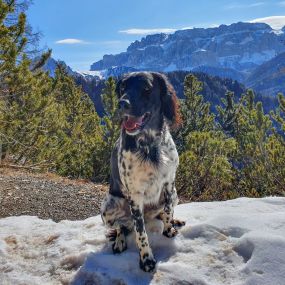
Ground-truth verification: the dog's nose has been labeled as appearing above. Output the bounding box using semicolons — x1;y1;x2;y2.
118;99;130;110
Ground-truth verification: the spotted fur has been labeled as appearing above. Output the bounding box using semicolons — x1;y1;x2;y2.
101;72;185;272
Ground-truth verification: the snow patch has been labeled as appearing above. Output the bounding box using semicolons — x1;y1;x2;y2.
163;63;178;72
240;36;253;45
193;49;207;53
225;41;235;45
239;50;276;64
76;70;106;79
1;197;285;285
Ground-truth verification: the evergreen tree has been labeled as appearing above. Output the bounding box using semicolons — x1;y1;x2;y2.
217;89;276;196
174;74;214;152
176;75;236;200
51;65;104;178
0;1;104;179
272;93;285;134
217;90;246;138
94;77;120;181
176;131;236;201
101;76;120;150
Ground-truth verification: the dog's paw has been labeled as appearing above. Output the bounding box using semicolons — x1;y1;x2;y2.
107;229;128;254
172;219;186;229
106;229;117;242
112;239;127;254
163;226;178;238
112;234;127;254
139;255;157;272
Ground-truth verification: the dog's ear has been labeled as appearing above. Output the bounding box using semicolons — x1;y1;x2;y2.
152;72;181;127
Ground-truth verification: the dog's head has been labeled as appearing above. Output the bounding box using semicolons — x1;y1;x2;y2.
116;72;180;136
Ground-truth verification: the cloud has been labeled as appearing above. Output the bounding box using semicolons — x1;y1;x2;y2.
224;2;265;10
119;28;177;35
55;38;89;45
250;16;285;30
118;24;219;35
249;2;265;7
278;1;285;6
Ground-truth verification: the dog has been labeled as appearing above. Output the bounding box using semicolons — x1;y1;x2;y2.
101;72;185;272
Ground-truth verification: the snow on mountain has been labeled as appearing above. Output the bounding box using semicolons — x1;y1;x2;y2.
246;51;285;95
90;22;285;77
250;16;285;31
76;70;106;80
42;58;75;77
1;197;285;285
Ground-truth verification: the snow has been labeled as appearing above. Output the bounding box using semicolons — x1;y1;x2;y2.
250;16;285;31
163;63;178;72
240;36;253;45
193;49;207;53
239;50;276;64
76;70;106;79
1;197;285;285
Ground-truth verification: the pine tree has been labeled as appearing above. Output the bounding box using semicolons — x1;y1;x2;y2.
0;1;104;179
218;89;276;196
176;130;237;201
176;75;236;200
217;91;242;137
94;76;120;181
272;93;285;134
51;64;104;178
101;76;120;150
174;74;214;152
0;0;35;162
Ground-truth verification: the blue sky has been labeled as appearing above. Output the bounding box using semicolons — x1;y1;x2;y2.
27;0;285;71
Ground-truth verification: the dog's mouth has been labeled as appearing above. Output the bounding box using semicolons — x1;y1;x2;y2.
122;112;151;133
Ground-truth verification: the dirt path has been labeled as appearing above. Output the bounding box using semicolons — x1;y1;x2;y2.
0;168;107;222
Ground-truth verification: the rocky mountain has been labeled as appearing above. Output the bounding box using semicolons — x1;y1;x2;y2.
246;52;285;96
42;58;74;77
40;57;278;115
91;22;285;77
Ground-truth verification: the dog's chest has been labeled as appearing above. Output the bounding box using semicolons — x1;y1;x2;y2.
118;137;178;205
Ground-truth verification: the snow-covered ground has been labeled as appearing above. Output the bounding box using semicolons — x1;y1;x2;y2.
1;197;285;285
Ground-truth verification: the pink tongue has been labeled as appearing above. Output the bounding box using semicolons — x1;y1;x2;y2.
123;116;143;130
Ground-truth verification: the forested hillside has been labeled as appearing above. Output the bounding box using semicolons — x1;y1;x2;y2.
74;70;278;116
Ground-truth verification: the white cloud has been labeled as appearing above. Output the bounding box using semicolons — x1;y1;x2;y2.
250;2;266;7
118;24;220;35
224;2;265;9
250;16;285;30
119;28;177;35
55;38;88;45
278;1;285;6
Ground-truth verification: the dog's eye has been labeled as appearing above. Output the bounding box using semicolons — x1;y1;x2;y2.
144;86;151;95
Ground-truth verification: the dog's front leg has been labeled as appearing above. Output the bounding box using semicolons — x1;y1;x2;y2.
161;182;183;238
128;196;156;272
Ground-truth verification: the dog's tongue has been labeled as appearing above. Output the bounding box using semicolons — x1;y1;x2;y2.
123;116;143;131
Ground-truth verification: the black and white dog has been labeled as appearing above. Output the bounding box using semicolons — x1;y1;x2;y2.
101;72;185;272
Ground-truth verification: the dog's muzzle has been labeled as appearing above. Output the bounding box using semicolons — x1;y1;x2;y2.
122;113;151;133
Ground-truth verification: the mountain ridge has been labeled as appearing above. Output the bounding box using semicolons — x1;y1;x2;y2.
90;22;285;76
